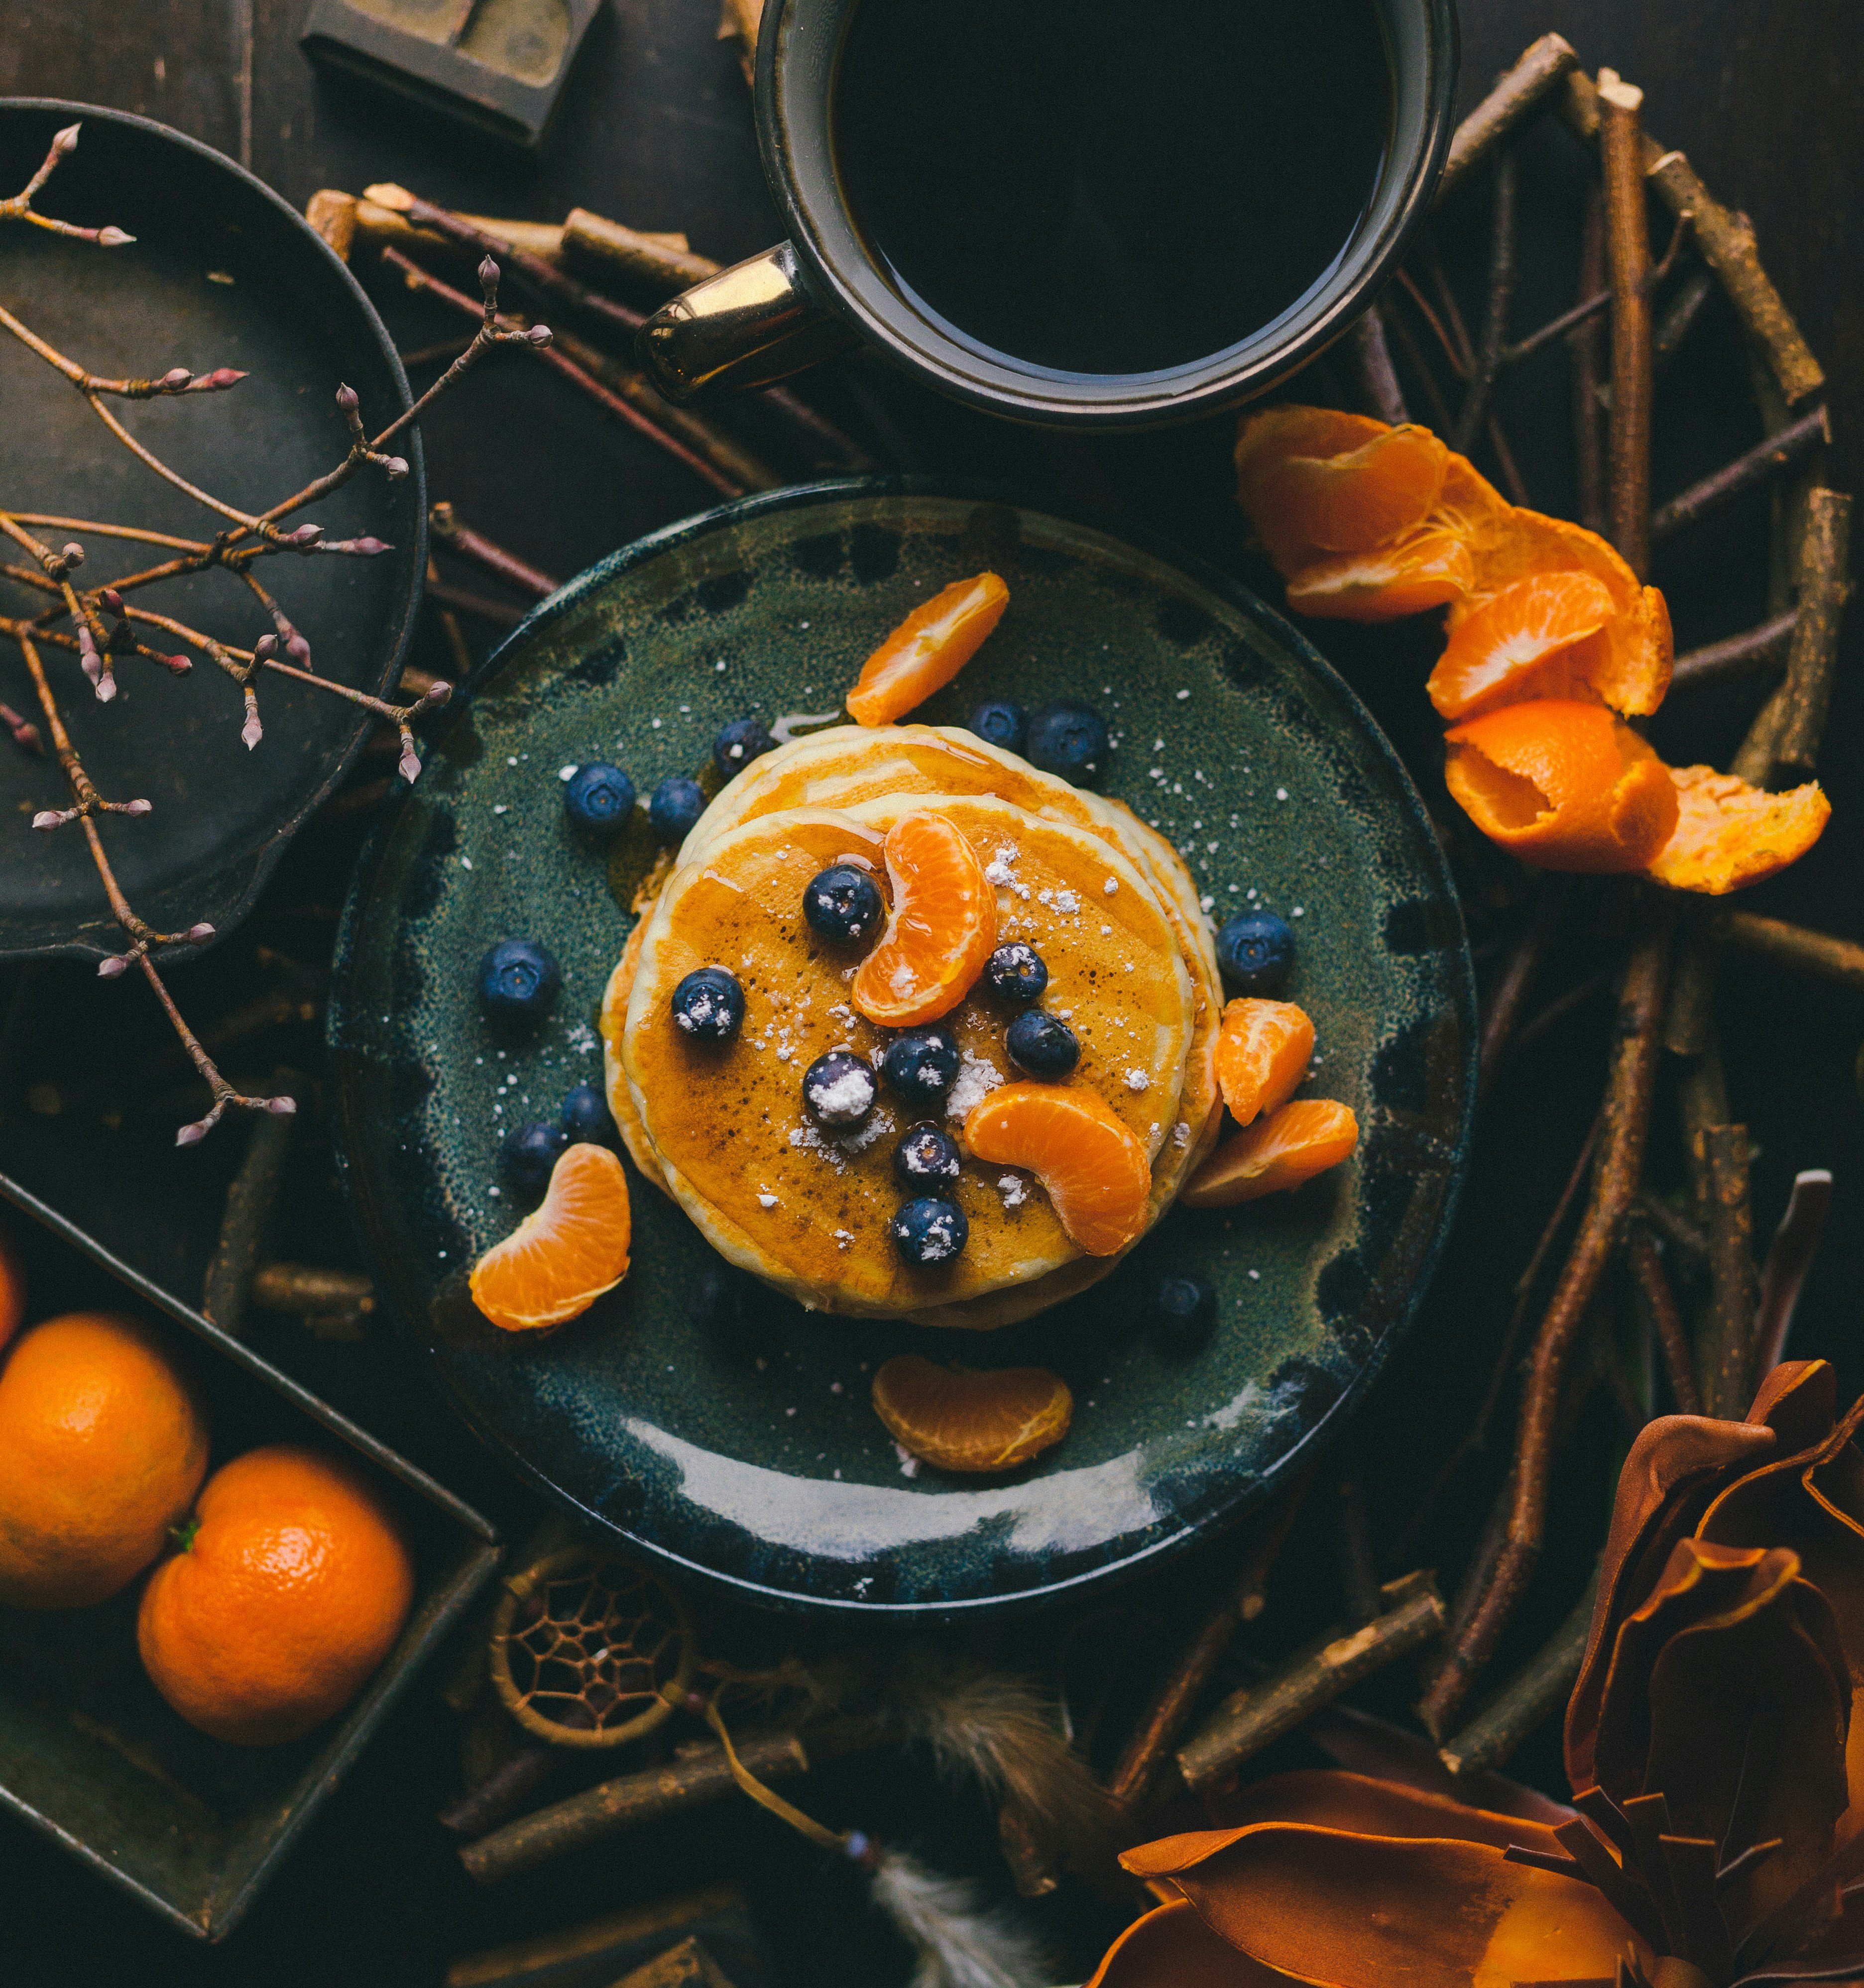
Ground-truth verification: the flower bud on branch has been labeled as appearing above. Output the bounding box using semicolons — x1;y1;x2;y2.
0;700;43;754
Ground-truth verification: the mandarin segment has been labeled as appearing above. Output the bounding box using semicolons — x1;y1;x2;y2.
1182;1098;1360;1207
963;1082;1152;1256
1255;424;1450;553
137;1444;414;1746
845;572;1010;727
1444;699;1680;874
470;1142;632;1331
1429;571;1620;720
1645;765;1832;894
851;810;997;1026
1285;527;1475;620
0;1311;209;1610
1214;999;1315;1126
871;1353;1072;1473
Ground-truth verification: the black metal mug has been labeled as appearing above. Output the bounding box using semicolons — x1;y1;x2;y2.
639;0;1459;430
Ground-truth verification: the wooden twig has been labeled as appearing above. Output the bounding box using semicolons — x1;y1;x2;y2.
1634;1194;1708;1265
1344;306;1410;425
1752;1170;1834;1374
1653;264;1716;371
1478;880;1568;1101
201;1067;300;1336
1668;611;1797;692
1434;34;1579;209
426;576;526;629
438;1743;559;1839
1381;286;1459;434
616;1939;735;1988
1502;288;1609;371
1650;407;1829;545
1437;1562;1601;1779
1572;187;1608;536
1452;150;1518;454
1599;72;1654;577
429;503;559;598
562;208;720;294
379;247;743;499
1699;1125;1759;1417
1561;70;1825;405
1106;1467;1312;1810
1773;487;1852;778
1337;1479;1381;1626
1176;1573;1445;1789
1712;910;1864;994
1398;1103;1604;1563
459;1715;888;1883
1627;1224;1701;1415
1420;909;1670;1738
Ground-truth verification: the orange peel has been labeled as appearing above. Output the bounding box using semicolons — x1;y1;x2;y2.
1645;764;1831;894
1444;699;1680;874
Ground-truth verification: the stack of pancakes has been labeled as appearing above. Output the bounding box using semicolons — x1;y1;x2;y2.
601;725;1223;1328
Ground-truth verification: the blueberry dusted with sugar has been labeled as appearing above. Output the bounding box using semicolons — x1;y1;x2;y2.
894;1121;962;1189
969;698;1027;754
803;1049;878;1128
891;1196;969;1267
1005;1009;1078;1078
500;1118;568;1196
563;762;635;838
985;941;1048;1004
1152;1274;1216;1350
649;774;705;845
1215;909;1295;995
670;966;745;1042
712;715;774;779
560;1081;616;1146
881;1025;960;1103
1026;700;1108;779
803;863;884;945
478;938;561;1020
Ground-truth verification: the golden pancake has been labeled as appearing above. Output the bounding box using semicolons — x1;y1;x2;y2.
694;724;1225;1174
621;796;1191;1317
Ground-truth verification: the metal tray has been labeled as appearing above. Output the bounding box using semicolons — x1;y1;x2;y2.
0;1173;500;1941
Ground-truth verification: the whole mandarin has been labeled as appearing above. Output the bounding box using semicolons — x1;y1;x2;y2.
0;1310;208;1609
138;1444;414;1746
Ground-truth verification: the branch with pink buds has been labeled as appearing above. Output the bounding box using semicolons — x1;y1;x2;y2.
0;124;522;1144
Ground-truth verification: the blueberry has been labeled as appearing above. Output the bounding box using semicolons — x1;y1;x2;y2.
499;1118;568;1196
969;698;1027;754
895;1121;962;1189
713;716;775;779
985;942;1048;1004
1005;1009;1079;1078
670;966;745;1042
649;774;706;845
890;1196;969;1266
690;1260;761;1357
563;762;635;838
478;938;561;1020
803;864;884;945
1152;1274;1216;1351
561;1080;616;1146
803;1049;878;1127
880;1026;960;1102
1215;910;1295;995
1026;700;1109;779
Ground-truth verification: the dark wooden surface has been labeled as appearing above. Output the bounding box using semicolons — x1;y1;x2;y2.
2;3;1863;1983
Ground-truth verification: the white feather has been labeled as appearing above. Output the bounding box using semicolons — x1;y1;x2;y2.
870;1848;1057;1988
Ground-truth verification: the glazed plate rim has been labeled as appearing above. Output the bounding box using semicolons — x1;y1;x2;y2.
332;474;1477;1616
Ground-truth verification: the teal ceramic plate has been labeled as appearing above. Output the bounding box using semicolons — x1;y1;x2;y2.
331;480;1474;1614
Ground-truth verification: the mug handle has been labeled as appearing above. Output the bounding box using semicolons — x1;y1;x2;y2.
637;241;858;403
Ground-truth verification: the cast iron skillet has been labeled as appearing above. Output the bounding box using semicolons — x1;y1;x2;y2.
0;100;423;965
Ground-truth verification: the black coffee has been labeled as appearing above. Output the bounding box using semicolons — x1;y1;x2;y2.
832;0;1391;378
